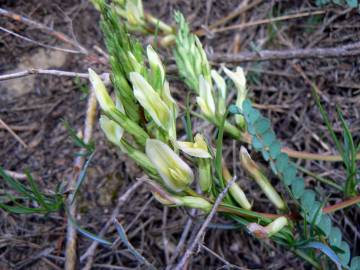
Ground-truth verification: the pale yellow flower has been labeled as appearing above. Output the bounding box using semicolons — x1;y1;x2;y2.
145;139;194;192
130;72;171;130
176;134;211;158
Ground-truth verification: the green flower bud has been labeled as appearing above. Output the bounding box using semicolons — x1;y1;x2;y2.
223;163;252;210
224;67;247;128
147;45;165;83
240;147;286;210
88;68;115;112
196;76;216;119
179;196;212;212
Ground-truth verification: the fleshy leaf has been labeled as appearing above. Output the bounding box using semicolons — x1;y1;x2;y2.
329;227;342;248
254;117;271;134
318;215;332;237
275;153;289;173
350;257;360;270
291;177;305;199
301;190;316;212
283;164;297;185
262;130;276;146
269;141;281;159
338;241;351;265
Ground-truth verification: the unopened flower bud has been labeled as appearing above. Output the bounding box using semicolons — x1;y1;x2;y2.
196;76;216;119
224;67;247;127
88;68;115;112
240;147;286;210
147;45;165;83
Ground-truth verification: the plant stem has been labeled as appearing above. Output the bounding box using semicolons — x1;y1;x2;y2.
323;194;360;213
296;165;342;191
293;249;321;269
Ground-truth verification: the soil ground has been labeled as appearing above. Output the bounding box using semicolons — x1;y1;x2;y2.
0;0;359;269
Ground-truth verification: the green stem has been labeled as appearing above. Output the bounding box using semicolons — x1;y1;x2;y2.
296;165;342;191
293;249;321;269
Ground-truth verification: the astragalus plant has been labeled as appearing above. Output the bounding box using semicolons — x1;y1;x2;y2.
92;4;359;270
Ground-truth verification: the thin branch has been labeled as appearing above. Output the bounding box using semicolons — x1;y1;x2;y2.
3;170;28;180
0;117;28;148
65;90;97;270
166;209;196;269
200;243;245;270
205;10;326;34
80;180;144;270
173;176;238;270
210;41;360;63
0;68;109;82
323;194;360;214
0;7;87;53
0;26;84;54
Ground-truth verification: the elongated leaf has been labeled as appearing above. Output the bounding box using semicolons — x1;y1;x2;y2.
300;242;343;270
72;152;96;204
66;207;112;246
114;219;157;270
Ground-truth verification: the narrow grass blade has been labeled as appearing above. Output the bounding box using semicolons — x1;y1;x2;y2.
114;219;157;270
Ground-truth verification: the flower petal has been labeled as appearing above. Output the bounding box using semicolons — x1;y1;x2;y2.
145;139;194;192
130;72;171;129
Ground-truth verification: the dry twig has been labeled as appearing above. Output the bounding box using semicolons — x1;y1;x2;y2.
0;117;28;148
65;90;97;270
210;41;360;63
173;176;238;270
80;180;144;270
0;7;87;54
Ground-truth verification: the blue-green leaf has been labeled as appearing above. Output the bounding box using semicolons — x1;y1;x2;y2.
275;153;289;173
262;130;276;146
346;0;358;8
270;160;278;175
283;164;297;185
229;104;241;115
300;242;343;270
248;108;260;123
329;227;342;248
307;201;322;225
301;190;316;212
350;257;360;270
252;137;263;150
242;99;252;112
254;117;271;134
318;215;332;237
291;177;305;199
248;123;256;135
338;241;351;266
269;141;281;159
261;149;270;161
